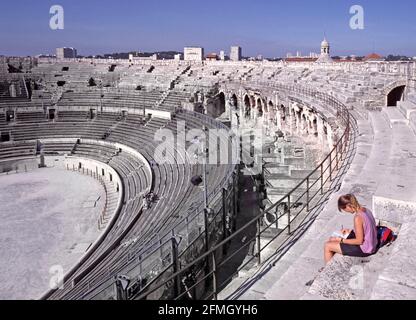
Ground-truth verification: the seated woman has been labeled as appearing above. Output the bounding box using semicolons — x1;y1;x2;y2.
324;194;378;264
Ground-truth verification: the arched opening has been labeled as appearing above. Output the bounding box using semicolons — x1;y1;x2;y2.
268;101;274;121
387;85;406;107
250;96;256;108
257;98;263;117
313;119;318;137
280;105;286;122
48;109;55;120
217;92;226;116
302;114;308;133
6;110;15;122
295;110;302;130
244;95;251;118
231;94;238;110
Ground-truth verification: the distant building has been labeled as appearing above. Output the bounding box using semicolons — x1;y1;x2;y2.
0;56;7;73
206;53;219;61
230;46;242;61
285;57;318;63
364;53;384;62
174;54;182;61
220;51;225;61
184;47;204;61
56;47;77;60
129;53;159;62
315;38;334;63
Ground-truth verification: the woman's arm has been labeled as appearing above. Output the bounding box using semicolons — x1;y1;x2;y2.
343;215;364;245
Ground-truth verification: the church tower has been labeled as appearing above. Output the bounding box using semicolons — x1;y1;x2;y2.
316;37;333;63
321;38;330;55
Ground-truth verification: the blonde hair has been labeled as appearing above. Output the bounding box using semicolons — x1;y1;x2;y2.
338;194;362;212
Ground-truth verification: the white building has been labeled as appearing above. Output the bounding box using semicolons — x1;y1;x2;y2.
129;53;158;62
56;47;77;60
230;46;242;61
220;51;225;61
315;38;333;63
184;47;204;61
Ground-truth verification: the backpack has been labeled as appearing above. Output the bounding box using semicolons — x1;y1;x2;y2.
376;226;396;248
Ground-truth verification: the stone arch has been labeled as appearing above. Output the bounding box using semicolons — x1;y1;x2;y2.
257;98;263;117
301;113;308;133
217;92;226;115
387;85;406;107
267;100;275;121
295;108;302;131
250;96;256;108
231;94;238;110
312;118;318;137
244;95;251;118
280;104;286;121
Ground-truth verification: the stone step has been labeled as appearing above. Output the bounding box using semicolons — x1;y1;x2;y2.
398;100;416;119
306;244;395;300
289;169;320;180
382;107;409;126
263;165;290;175
283;157;305;168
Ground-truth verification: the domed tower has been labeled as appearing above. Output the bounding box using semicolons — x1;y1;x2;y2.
321;38;330;55
316;37;333;63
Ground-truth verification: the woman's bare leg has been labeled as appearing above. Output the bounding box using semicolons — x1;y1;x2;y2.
324;241;342;264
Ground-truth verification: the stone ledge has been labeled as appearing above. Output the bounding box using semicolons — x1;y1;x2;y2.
308;244;394;300
370;279;416;300
373;196;416;225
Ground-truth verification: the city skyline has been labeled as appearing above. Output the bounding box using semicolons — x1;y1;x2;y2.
1;0;416;58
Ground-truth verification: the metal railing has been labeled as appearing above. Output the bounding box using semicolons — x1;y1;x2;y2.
127;81;357;300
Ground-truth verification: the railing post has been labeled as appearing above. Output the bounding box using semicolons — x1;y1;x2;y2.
320;163;324;194
287;194;291;235
329;152;333;182
222;188;227;255
211;251;218;300
335;143;339;171
171;238;181;298
306;177;310;212
275;206;279;229
256;217;261;265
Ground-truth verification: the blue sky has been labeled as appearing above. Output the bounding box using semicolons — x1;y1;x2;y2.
0;0;415;57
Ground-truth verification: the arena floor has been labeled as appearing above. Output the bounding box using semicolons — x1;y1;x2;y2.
0;167;105;300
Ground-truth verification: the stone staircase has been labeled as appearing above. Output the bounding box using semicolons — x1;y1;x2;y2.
221;102;416;300
51;87;64;105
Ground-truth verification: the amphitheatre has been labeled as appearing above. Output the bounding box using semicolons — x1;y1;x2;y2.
0;39;416;300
